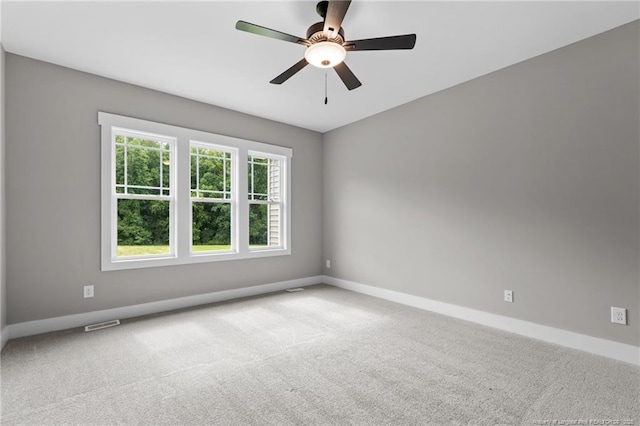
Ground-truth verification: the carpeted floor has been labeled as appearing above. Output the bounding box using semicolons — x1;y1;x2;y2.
1;284;639;425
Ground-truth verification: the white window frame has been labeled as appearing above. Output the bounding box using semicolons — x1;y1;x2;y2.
99;112;292;271
248;151;287;252
189;142;238;256
111;129;177;261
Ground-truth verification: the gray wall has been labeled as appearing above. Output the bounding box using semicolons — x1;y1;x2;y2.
5;54;323;324
323;22;639;346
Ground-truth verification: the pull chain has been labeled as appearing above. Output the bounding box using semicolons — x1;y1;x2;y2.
324;73;328;105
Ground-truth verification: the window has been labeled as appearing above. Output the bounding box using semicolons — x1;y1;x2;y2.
248;154;283;249
114;132;175;259
190;144;235;253
99;113;291;271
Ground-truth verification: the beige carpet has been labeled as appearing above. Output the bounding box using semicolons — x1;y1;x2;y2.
1;284;639;425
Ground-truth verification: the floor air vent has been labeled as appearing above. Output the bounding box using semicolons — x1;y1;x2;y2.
85;319;120;332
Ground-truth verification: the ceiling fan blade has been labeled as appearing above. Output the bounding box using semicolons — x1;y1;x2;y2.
333;62;361;91
344;34;417;51
236;21;308;46
323;1;351;39
270;59;309;85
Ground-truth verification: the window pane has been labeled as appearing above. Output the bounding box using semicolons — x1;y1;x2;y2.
249;156;281;201
162;151;170;189
114;135;171;196
126;146;161;194
199;156;223;192
191;147;232;199
117;199;170;257
116;145;125;186
225;152;232;194
248;156;268;200
192;202;231;252
249;203;281;248
267;158;281;202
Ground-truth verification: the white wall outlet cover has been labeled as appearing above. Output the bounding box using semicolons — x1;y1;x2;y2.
83;285;94;298
611;307;626;325
326;260;331;268
504;290;513;303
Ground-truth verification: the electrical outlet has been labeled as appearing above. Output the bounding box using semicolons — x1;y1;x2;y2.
504;290;513;303
326;260;331;269
84;285;94;299
611;307;626;325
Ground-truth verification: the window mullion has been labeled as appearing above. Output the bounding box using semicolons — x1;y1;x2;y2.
250;157;254;201
159;145;163;196
176;137;191;259
111;164;118;261
105;131;118;264
237;147;249;254
123;142;128;193
196;150;200;198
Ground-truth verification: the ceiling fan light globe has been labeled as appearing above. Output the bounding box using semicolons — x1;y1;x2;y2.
304;41;346;68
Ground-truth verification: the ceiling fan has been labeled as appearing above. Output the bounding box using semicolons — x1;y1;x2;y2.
235;0;417;91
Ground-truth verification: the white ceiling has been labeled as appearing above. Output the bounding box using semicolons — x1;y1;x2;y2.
1;1;638;133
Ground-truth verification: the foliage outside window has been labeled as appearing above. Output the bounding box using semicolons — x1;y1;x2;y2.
99;112;291;271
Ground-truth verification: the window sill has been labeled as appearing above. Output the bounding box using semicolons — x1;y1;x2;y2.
102;248;291;271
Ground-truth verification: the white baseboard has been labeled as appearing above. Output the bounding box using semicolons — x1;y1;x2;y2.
0;326;8;352
323;275;640;366
6;276;323;341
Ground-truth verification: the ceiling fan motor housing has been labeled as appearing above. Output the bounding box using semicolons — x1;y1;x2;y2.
306;21;345;45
